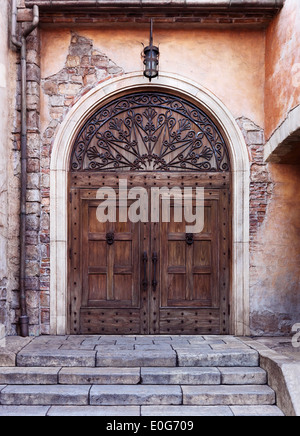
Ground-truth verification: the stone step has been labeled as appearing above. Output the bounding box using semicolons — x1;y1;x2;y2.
141;367;267;385
177;349;259;367
16;346;259;369
141;367;221;385
16;350;96;367
0;385;90;406
0;404;284;417
141;405;284;417
90;385;182;406
219;367;267;385
0;367;60;385
59;367;140;385
0;366;267;386
96;349;177;367
182;385;276;406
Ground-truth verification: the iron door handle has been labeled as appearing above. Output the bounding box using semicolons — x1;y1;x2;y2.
142;252;148;291
152;252;158;292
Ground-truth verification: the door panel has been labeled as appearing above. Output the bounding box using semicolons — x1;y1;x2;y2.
69;174;230;335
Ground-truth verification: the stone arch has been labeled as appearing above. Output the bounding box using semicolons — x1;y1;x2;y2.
50;72;250;336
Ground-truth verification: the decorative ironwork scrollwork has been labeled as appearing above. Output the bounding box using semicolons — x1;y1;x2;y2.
71;92;230;173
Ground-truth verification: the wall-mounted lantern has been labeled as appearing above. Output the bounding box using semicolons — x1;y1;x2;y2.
143;19;159;82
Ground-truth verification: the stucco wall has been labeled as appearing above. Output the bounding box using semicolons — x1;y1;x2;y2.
265;0;300;140
40;26;266;131
2;3;299;336
250;164;300;335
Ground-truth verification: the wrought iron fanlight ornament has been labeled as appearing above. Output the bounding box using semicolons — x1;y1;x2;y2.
143;20;159;81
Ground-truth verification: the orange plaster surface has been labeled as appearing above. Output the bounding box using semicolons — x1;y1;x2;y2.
250;163;300;334
265;0;300;140
40;26;265;129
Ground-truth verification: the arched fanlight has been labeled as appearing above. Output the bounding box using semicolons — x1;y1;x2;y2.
143;19;159;82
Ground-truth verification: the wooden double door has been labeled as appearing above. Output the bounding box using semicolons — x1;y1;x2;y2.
68;172;230;335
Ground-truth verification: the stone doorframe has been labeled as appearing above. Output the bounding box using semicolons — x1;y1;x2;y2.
50;72;250;336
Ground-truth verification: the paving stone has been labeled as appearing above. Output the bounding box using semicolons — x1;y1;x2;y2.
135;344;172;350
182;385;275;406
230;405;285;417
0;367;60;385
210;343;250;350
96;349;176;367
95;340;117;346
141;367;221;385
177;349;259;367
0;406;50;416
219;367;267;385
141;406;234;416
90;385;182;406
172;345;212;352
168;339;190;345
59;344;97;351
48;406;141;416
151;336;172;343
115;338;137;345
134;338;155;345
0;385;90;406
17;350;96;367
59;367;140;385
95;345;134;352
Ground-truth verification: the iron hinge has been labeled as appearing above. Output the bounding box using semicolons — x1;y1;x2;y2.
228;304;231;316
69;192;72;203
69;248;72;259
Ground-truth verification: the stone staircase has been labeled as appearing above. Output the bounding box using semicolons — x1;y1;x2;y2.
0;335;284;416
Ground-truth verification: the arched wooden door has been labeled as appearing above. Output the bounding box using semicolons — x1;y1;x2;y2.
68;91;231;335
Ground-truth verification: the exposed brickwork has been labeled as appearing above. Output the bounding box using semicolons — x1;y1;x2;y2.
10;4;281;337
39;33;124;334
236;117;274;243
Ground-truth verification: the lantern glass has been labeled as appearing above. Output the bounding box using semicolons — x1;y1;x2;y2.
143;45;159;80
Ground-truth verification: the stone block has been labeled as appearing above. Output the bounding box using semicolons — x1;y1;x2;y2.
48;406;141;416
17;350;96;367
219;367;267;385
182;385;275;406
0;385;90;406
0;406;49;416
141;367;221;385
0;367;59;385
59;367;140;385
177;349;259;367
90;385;182;406
141;405;233;417
230;405;284;417
96;349;177;367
